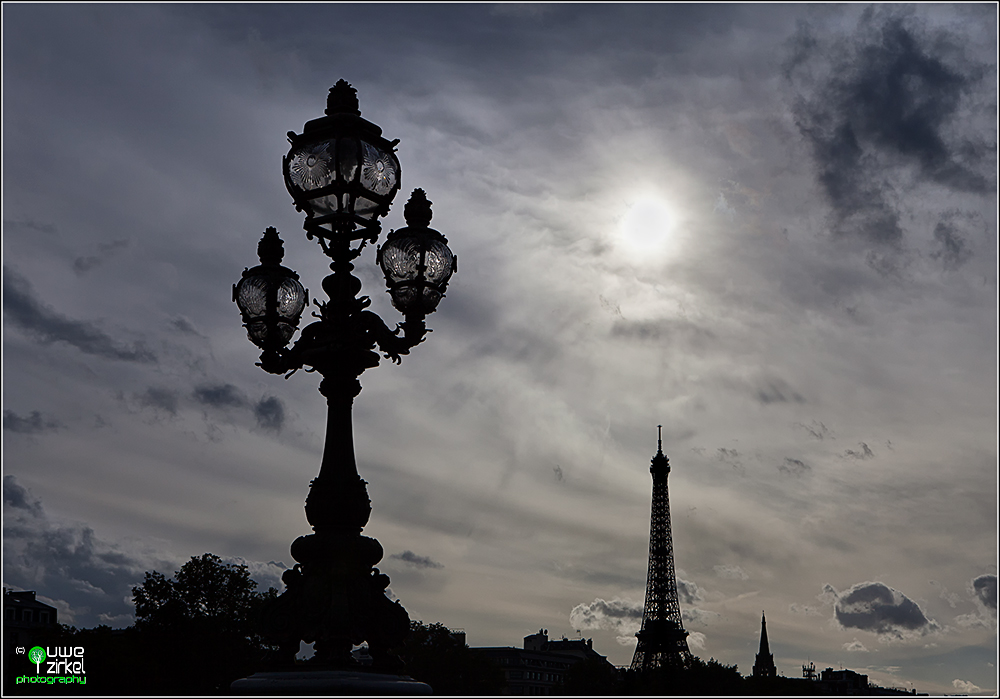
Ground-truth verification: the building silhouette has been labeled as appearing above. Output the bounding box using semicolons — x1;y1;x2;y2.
819;667;870;693
4;589;58;648
475;628;613;695
752;612;776;678
630;427;694;672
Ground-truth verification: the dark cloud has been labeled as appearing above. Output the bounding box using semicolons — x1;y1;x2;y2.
930;215;974;270
135;387;180;416
598;295;623;318
4;218;58;235
677;576;704;606
389;550;444;570
569;597;643;638
73;238;130;275
864;248;907;279
844;442;875;460
192;383;249;409
73;256;105;274
254;396;285;431
794;421;830;440
609;318;717;349
3;267;156;363
3;475;44;516
755;378;805;405
717;448;745;476
778;457;810;477
188;385;286;430
786;9;992;250
971;574;997;611
4;477;287;628
829;581;938;638
169;316;204;337
3;476;154;627
3;409;62;434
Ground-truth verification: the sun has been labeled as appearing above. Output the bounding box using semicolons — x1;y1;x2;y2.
617;194;678;263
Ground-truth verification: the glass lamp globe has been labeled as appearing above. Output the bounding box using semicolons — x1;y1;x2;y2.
377;189;456;317
283;80;402;241
234;227;308;351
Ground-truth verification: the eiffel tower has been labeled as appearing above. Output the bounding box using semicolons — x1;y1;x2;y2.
630;426;694;672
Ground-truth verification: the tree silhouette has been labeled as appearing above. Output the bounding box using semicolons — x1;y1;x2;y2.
134;553;268;632
397;620;505;694
623;656;746;695
561;656;622;694
130;553;278;693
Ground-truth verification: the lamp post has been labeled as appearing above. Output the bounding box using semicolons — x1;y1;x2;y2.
233;80;456;672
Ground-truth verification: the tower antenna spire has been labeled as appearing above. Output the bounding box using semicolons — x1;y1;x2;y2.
657;424;663;453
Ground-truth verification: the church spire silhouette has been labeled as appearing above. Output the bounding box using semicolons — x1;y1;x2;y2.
630;426;693;672
752;611;776;678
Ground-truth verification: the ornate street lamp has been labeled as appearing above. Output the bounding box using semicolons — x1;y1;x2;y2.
378;188;457;320
283;79;401;243
233;81;456;675
233;227;308;373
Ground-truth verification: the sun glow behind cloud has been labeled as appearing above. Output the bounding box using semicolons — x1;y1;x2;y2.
616;193;683;265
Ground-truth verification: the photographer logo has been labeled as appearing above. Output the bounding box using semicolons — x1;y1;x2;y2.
16;646;86;686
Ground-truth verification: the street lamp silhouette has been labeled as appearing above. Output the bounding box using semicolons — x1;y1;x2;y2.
234;80;456;671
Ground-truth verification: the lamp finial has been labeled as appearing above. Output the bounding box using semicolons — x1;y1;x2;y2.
404;189;433;228
257;227;285;266
326;79;361;116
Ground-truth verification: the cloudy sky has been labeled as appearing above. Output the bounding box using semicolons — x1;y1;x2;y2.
3;3;997;694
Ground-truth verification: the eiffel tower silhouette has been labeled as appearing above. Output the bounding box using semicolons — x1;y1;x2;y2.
630;426;694;672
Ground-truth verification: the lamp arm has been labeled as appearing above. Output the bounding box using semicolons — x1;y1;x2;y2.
359;311;427;365
257;346;304;376
254;310;428;374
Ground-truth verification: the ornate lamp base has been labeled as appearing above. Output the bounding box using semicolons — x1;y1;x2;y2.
259;473;410;670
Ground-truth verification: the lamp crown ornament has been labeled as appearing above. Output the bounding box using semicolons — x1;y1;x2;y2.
403;188;433;228
256;226;285;265
326;79;361;116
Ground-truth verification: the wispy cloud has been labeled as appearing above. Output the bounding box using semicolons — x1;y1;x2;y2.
73;238;130;275
389;550;444;570
135;387;180;416
3;409;62;435
3;267;155;363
